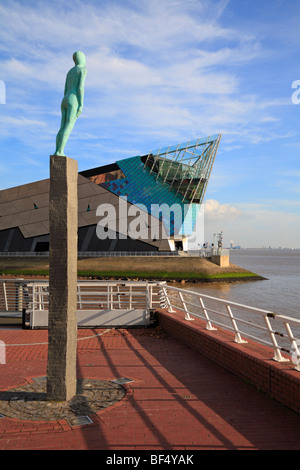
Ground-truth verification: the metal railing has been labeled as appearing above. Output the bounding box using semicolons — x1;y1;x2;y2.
0;279;26;315
0;250;229;258
0;250;229;257
0;279;166;328
186;249;228;257
30;281;164;311
78;251;179;257
0;251;179;257
160;284;300;372
3;279;299;372
0;279;165;311
0;252;49;257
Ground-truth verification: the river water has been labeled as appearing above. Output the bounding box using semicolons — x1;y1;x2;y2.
187;249;300;321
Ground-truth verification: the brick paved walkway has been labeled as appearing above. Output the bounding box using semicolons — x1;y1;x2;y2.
0;326;300;450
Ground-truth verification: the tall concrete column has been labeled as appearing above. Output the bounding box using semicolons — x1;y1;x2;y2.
47;155;78;402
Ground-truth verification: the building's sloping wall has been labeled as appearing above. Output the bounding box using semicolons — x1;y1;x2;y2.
0;172;170;252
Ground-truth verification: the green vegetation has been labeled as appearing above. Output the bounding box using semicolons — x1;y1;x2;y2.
0;268;263;282
76;270;262;281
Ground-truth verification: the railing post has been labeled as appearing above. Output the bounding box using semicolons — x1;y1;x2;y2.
149;284;153;309
199;297;217;331
117;285;121;309
31;284;36;329
263;315;289;363
110;285;114;310
145;284;150;319
129;285;132;310
77;285;82;310
106;284;110;310
0;340;6;365
15;280;24;312
159;287;168;310
39;285;45;310
3;283;8;311
226;305;247;344
284;322;300;371
163;287;175;313
179;291;194;321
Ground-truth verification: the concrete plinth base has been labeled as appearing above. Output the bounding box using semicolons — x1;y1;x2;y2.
47;155;78;402
211;255;229;267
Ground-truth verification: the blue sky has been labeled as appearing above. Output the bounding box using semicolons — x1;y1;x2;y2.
0;0;300;248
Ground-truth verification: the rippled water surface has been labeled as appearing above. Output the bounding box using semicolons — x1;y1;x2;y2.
187;249;300;320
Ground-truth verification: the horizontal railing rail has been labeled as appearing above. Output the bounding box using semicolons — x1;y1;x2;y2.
0;279;166;313
0;250;228;257
0;279;167;329
0;250;229;257
0;279;164;312
161;284;300;372
0;251;179;257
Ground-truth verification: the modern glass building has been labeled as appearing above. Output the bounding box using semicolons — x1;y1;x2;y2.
0;134;221;253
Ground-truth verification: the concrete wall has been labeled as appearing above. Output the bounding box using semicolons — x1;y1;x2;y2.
211;255;230;267
0;173;169;253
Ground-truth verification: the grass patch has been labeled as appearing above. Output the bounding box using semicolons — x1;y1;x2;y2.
0;269;49;276
77;270;261;280
77;270;263;281
0;269;263;281
206;272;260;279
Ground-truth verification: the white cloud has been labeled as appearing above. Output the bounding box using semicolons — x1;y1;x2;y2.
204;199;244;222
0;0;284;148
86;49;162;90
0;1;233;57
3;116;46;127
203;199;300;248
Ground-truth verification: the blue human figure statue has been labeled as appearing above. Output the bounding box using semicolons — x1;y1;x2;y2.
54;51;87;156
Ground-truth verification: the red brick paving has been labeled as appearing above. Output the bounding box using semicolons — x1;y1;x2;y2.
0;326;300;450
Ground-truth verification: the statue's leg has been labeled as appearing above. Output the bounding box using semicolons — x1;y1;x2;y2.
54;105;67;156
56;102;77;156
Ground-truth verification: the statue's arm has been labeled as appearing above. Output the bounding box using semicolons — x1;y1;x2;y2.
76;68;87;117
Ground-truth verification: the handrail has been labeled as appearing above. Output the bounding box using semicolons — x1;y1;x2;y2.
0;279;168;329
0;251;179;257
0;279;166;328
161;284;300;372
0;250;225;258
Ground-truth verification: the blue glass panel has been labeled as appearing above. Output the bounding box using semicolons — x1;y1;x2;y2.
100;156;199;236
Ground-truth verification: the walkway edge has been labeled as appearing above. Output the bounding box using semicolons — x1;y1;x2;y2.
156;309;300;415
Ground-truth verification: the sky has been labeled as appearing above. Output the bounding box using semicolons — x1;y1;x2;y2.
0;0;300;248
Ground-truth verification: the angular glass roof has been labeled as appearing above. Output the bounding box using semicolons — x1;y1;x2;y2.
143;134;221;204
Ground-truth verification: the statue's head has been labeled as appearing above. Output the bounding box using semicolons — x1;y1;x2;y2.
73;51;86;67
